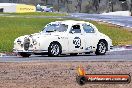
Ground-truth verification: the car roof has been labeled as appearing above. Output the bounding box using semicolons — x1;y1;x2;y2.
48;20;99;32
50;20;90;26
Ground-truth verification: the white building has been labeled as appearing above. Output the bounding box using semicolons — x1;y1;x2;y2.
0;3;36;13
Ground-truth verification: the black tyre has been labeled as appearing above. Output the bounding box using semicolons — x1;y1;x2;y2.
19;53;31;57
48;42;61;57
95;40;107;55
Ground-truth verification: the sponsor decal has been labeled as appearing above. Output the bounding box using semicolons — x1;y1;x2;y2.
76;66;131;85
20;8;34;11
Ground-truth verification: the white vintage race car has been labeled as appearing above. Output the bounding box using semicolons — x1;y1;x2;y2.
13;20;113;57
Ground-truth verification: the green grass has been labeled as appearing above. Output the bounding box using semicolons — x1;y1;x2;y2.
0;17;132;52
0;12;67;16
90;21;132;45
0;17;58;52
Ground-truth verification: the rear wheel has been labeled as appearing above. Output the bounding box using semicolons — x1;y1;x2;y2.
19;53;31;57
48;42;61;57
95;41;107;55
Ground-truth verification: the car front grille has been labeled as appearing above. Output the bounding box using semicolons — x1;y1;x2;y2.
24;38;30;51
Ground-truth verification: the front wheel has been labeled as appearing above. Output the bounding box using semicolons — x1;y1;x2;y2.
19;53;31;57
48;42;61;57
95;41;107;55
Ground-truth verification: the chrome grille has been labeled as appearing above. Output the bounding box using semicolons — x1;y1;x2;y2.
24;38;30;51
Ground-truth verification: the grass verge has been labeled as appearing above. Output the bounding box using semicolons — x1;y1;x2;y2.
91;21;132;45
0;12;67;16
0;17;132;52
0;17;58;52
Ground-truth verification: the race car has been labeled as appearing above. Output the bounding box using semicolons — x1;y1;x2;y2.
13;20;113;57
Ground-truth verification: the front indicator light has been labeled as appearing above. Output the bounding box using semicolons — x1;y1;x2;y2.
33;40;37;45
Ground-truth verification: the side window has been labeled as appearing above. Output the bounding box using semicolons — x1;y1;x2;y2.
58;24;68;32
70;25;81;33
83;24;95;33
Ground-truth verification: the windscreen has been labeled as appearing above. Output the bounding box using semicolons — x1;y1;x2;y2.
42;24;68;33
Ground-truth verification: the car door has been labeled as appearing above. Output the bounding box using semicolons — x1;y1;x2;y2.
68;24;85;53
82;23;99;52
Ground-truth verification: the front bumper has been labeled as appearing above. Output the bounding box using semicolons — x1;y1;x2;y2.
13;49;48;54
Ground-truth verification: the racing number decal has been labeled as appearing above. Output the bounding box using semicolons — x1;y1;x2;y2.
73;37;81;48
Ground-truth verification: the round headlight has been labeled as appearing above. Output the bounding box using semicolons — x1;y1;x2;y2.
17;39;21;44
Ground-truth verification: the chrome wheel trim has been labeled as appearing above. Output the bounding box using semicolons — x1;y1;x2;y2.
98;42;106;54
50;44;60;55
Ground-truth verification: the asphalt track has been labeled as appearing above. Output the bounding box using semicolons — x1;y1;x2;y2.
0;49;132;62
1;13;132;29
70;13;132;29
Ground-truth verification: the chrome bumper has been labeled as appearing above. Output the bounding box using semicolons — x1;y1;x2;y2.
13;49;48;53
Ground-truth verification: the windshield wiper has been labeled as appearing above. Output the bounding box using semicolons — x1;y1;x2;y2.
46;30;54;32
46;29;57;32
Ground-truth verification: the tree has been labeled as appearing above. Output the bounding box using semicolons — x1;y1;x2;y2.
62;0;70;12
85;1;93;13
108;0;113;12
27;0;40;5
93;0;100;12
57;0;60;12
121;1;129;11
44;0;48;5
77;0;82;12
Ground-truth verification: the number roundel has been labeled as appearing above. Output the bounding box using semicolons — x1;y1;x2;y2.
73;37;81;48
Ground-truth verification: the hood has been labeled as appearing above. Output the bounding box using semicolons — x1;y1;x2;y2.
30;32;65;39
15;32;65;42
